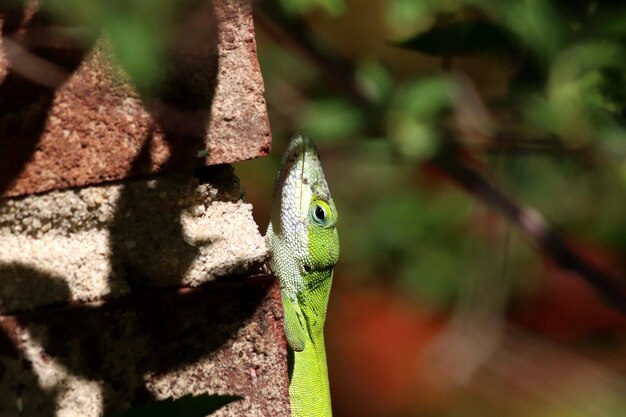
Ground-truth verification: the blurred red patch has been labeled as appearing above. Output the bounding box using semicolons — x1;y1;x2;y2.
326;280;448;417
512;243;626;341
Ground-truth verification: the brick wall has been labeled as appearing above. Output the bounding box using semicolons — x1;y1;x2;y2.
0;1;289;416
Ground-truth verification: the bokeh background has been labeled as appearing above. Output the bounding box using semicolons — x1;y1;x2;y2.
7;0;625;415
236;1;626;416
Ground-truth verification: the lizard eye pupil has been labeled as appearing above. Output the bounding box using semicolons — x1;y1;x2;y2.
315;206;325;221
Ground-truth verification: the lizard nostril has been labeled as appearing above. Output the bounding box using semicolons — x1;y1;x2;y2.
303;264;312;273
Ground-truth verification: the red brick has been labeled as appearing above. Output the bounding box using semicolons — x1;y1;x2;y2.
0;0;271;198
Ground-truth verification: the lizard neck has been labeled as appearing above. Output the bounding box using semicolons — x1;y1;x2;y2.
289;272;333;417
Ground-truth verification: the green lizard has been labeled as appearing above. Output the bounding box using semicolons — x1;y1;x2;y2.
266;133;339;417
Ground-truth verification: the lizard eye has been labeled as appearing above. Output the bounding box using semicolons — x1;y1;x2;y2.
310;201;330;226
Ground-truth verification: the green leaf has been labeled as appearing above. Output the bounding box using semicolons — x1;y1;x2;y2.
592;8;626;39
388;76;457;160
395;20;518;57
546;41;626;142
279;0;345;16
385;0;432;39
302;98;363;140
103;11;165;91
114;394;242;417
496;0;568;61
356;61;394;103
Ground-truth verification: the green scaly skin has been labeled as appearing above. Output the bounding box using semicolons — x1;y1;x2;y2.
266;133;339;417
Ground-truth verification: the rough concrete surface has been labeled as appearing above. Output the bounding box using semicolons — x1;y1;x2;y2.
0;2;289;415
0;276;291;417
0;0;272;198
0;165;268;313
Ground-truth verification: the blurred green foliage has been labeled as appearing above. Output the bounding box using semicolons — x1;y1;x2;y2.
302;97;364;139
251;0;626;312
279;0;345;16
388;75;457;160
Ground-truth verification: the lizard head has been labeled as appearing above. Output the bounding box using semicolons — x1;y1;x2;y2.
266;133;339;297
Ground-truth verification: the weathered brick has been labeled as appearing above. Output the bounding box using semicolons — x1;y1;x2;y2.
0;276;290;417
0;0;271;198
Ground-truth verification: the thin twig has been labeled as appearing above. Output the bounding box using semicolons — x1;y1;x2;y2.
433;155;626;312
3;37;69;88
